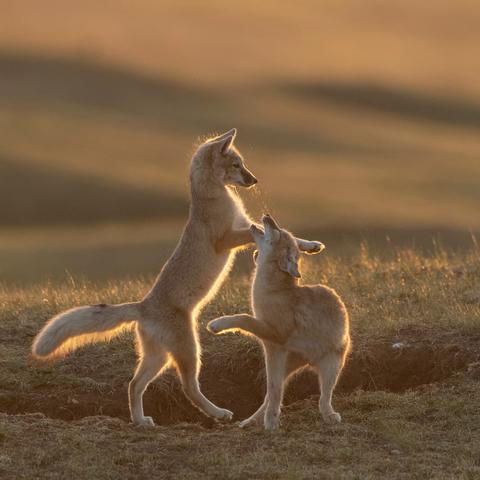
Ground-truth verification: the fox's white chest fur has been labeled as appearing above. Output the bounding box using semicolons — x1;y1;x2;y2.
229;188;250;230
194;188;250;311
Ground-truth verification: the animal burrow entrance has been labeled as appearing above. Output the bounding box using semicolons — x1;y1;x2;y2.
2;332;478;426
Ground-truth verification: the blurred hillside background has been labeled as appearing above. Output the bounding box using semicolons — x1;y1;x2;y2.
1;0;479;283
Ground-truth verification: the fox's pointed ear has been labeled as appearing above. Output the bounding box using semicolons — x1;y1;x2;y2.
210;128;237;155
278;256;301;278
217;128;237;140
297;240;325;255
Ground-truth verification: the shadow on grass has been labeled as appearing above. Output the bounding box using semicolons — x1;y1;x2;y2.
4;51;480;159
0;50;343;154
0;50;223;132
280;81;480;129
0;155;188;226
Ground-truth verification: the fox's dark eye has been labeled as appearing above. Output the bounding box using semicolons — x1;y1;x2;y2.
233;163;240;169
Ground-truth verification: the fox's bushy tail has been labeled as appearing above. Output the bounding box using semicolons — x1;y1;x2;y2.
32;302;141;361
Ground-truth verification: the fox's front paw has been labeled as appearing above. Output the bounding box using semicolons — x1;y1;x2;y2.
207;318;225;334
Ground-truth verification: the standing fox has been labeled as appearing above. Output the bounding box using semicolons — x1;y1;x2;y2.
208;214;350;430
32;129;323;426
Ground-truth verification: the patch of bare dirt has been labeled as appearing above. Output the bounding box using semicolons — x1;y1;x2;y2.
1;330;478;425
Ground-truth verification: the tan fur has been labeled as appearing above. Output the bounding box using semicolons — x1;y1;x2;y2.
32;303;139;361
31;130;324;427
208;215;350;430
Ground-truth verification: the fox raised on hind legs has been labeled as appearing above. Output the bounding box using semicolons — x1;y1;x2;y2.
32;129;324;426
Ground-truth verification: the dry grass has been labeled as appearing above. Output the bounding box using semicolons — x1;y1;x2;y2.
1;380;480;480
0;249;479;478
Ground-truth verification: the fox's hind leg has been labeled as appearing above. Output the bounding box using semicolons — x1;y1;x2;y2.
129;324;170;427
315;353;344;424
239;351;306;428
171;326;233;422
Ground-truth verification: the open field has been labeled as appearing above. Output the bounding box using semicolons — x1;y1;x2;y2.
1;249;480;478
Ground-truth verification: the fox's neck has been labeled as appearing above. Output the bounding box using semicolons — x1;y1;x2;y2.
190;172;224;198
189;176;242;223
253;260;297;296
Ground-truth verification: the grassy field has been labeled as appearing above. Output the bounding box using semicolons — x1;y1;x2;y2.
1;249;479;478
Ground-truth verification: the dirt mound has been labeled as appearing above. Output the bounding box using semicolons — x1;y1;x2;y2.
1;330;478;426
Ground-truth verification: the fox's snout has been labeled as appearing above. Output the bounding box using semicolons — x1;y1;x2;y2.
262;214;280;230
241;168;258;187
